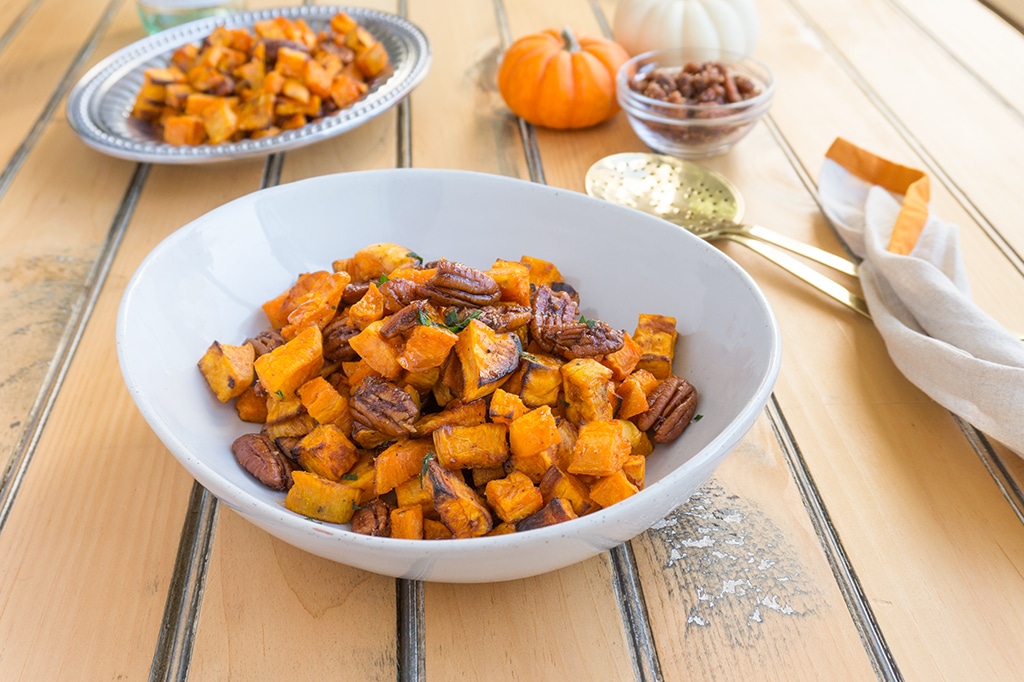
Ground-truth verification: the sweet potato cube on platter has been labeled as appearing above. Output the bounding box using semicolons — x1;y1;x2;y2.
293;424;358;482
589;471;639;508
304;58;334;98
471;465;506;489
297;376;349;426
170;43;199;71
285;470;360;524
162;114;206;145
485;471;543;524
338;243;420;283
487;522;518;536
348;319;404;380
254;324;324;398
551;417;579;471
508;405;560;459
201;97;239;144
455;319;520;401
330;72;368;109
432;422;509;470
398;324;458;373
601;332;643;381
516;497;577;532
355;40;389;78
394;476;435;517
131;80;167;121
412;398;487;437
282;270;351;339
198;341;254;402
503;351;562;407
568;420;631;477
390;505;424;540
619;419;654;458
183;93;221;116
262;69;286;95
273;45;309;78
488;388;528;424
343;451;377;504
633;314;678;379
509;446;555;484
237;93;275;131
279;113;307;130
234;385;268;423
265;391;302;424
520;255;563;286
426;459;493;538
561;358;615;425
616;368;659;420
373;438;434;496
262;413;316;441
539;466;594;517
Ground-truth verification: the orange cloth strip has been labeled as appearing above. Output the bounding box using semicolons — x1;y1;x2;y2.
825;138;931;255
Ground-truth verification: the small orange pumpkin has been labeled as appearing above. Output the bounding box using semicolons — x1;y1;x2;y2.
497;27;630;130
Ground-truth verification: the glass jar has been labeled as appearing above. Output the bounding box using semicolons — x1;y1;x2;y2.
136;0;245;34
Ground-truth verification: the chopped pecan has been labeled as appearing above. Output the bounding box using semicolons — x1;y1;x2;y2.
351;498;392;536
450;304;533;333
379;277;423;313
231;433;295;491
245;329;285;357
530;284;624;359
350;376;420;440
419;259;500;307
379;300;429;338
633;376;698;443
342;281;371;305
322;314;360;363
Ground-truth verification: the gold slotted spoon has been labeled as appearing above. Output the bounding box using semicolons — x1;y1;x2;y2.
585;153;870;319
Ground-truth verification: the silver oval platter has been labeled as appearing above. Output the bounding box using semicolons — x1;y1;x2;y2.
66;5;431;164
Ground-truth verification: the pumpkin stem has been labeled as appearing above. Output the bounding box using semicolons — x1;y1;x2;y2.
561;26;581;53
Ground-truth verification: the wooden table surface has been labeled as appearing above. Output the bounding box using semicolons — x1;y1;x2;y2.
2;0;1024;679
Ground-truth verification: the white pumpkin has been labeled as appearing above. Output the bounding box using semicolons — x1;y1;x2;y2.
613;0;760;56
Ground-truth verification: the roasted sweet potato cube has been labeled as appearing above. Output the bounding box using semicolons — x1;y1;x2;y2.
330;12;358;35
601;332;643;381
198;341;254;402
412;398;487;437
633;314;678;379
589;471;639;508
262;413;317;440
342;359;381;388
348;282;385;330
486;259;532;306
237;92;275;131
201;97;238;144
551;417;579;471
423;517;454;539
471;465;505;489
390;505;424;539
539;466;594;517
561;358;615;425
619;418;654;458
293;424;358;481
508;405;561;460
304;58;334;98
274;45;309;78
432;423;509;470
278;113;307;130
262;69;286;95
516;497;577;532
485;471;543;524
455;319;520;401
282;271;351;339
163;82;194;110
187;64;229;93
616;368;659;420
509;447;555;484
162;114;206;145
402;366;441;393
398;324;459;373
345;26;377;53
373;438;434;495
330;71;368;108
254;324;324;398
183;93;221;116
170;43;199;71
503;351;562;407
297;376;349;427
488;388;528;424
265;391;302;424
355;41;389;78
341;451;376;504
520;255;563;286
426;459;493;538
234;384;268;423
132;80;167;121
348;319;404;380
622;455;646;489
337;243;420;283
568;419;631;477
285;470;360;524
394;476;435;517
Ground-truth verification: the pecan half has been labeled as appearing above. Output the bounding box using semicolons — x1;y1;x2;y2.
418;259;500;307
633;376;698;443
350;376;420;440
456;304;533;333
379;300;429;338
351;498;392;536
231;433;295;491
342;281;371;305
322;314;360;363
245;329;285;357
379;276;424;314
530;284;624;359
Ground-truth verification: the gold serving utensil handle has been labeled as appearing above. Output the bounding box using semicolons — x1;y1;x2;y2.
727;223;860;277
725;234;872;319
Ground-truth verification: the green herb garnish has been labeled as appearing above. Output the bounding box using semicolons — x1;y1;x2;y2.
274;390;285;400
692;414;704;422
419;451;436;486
341;473;359;481
376;273;389;286
406;251;423;264
578;314;596;329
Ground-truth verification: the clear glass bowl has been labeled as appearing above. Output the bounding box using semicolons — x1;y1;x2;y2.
617;48;775;159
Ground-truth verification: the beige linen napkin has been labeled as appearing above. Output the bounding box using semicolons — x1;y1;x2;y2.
818;138;1024;455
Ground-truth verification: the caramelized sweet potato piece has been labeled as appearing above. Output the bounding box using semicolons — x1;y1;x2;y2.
502;351;562;407
297;376;350;428
373;438;433;496
520;255;563;287
516;497;578;531
390;505;424;540
398;324;459;373
589;471;639;508
561;358;615;425
633;314;678;379
254;324;324;398
285;470;360;524
539;466;594;517
348;319;404;380
567;419;631;477
198;341;254;402
455;319;520;401
508;405;560;459
432;423;509;470
292;424;358;482
488;388;528;424
485;471;543;524
426;458;493;538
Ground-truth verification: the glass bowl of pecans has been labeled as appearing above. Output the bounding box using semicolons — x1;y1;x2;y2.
617;48;775;158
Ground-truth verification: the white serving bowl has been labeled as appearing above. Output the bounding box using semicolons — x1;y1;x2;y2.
117;169;781;583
